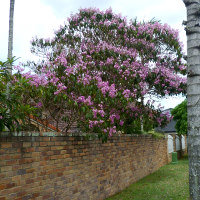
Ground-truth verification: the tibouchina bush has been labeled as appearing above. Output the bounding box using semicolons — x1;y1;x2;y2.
20;8;186;141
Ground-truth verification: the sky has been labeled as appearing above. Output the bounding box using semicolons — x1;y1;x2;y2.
0;0;186;109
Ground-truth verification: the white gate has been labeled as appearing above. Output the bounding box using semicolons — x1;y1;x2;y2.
168;135;174;153
176;135;181;151
182;135;185;149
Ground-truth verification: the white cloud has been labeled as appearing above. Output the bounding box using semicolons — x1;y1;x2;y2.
160;95;186;109
14;0;65;62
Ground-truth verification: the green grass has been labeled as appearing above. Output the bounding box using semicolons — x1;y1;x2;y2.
106;157;189;200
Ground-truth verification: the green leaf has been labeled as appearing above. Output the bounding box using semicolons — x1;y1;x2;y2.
81;106;86;113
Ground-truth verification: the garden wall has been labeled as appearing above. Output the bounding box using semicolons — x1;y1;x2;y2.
0;133;169;200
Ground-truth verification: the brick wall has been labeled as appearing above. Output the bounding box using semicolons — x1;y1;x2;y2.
0;134;169;200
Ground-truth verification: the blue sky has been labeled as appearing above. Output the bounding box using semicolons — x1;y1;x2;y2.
0;0;186;108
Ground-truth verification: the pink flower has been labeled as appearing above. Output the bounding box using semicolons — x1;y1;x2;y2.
123;89;131;99
109;114;116;124
35;102;43;108
85;96;93;106
77;96;86;103
91;15;96;20
93;109;98;118
109;126;116;137
119;120;124;126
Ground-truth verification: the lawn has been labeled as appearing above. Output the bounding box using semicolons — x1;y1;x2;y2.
106;157;189;200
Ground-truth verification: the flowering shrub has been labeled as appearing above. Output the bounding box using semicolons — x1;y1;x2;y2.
22;8;186;141
0;58;36;132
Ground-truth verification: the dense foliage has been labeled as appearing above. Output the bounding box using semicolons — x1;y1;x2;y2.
171;100;187;135
0;58;36;132
20;8;186;140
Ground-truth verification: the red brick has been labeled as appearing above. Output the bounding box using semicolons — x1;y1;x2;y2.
5;182;15;189
23;142;31;148
42;195;51;200
26;168;35;173
32;193;40;198
1;143;12;148
6;160;18;165
26;178;34;184
12;154;21;159
42;138;50;142
16;191;27;197
25;147;35;153
0;184;6;190
39;142;48;147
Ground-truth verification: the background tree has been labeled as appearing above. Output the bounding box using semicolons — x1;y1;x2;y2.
183;0;200;199
171;99;187;157
171;100;187;135
22;8;186;141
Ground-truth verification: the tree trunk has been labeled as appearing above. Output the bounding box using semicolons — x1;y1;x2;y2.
141;97;144;132
183;0;200;199
7;0;15;74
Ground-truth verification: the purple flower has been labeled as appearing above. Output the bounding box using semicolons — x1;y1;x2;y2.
35;102;43;108
119;120;124;126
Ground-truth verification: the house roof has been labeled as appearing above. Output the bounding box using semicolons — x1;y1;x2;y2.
155;108;177;133
29;114;61;132
29;112;78;133
156;119;176;133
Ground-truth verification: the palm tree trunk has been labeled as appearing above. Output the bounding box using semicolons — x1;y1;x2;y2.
183;0;200;199
7;0;15;74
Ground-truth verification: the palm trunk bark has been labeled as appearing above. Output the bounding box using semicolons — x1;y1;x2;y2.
7;0;15;74
183;0;200;199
